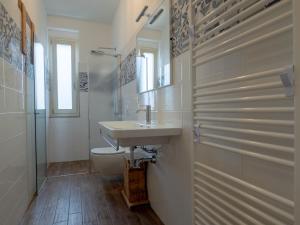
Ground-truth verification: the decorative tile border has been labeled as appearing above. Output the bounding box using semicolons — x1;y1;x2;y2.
120;48;136;87
192;0;225;46
171;0;190;57
192;0;281;46
0;2;23;71
79;72;88;92
0;2;35;80
25;22;34;79
193;0;223;19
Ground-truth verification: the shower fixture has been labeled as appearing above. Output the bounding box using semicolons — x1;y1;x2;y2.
91;46;120;58
90;49;121;58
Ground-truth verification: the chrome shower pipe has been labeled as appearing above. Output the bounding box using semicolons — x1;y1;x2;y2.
90;50;121;58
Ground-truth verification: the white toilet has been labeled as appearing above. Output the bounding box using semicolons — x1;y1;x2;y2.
91;147;126;176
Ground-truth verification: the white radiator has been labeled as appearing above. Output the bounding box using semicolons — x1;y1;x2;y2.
191;0;294;224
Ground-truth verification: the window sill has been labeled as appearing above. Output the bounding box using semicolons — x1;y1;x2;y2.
49;113;80;118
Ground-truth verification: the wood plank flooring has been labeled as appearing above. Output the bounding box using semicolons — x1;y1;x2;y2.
20;161;163;225
47;161;90;177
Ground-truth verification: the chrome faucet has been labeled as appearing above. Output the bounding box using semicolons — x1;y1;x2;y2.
136;105;151;124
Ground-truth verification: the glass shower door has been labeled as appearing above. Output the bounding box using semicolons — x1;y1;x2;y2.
34;42;47;192
88;55;119;149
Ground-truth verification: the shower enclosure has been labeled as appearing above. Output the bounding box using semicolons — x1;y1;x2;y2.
34;41;47;193
88;49;121;150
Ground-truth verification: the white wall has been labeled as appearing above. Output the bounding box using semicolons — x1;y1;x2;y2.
112;0;146;56
48;16;113;65
47;16;113;162
112;0;162;57
112;1;193;224
145;51;193;225
0;0;47;224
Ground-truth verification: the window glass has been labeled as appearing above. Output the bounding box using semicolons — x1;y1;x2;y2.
56;44;73;110
144;52;154;91
137;56;147;93
34;43;45;110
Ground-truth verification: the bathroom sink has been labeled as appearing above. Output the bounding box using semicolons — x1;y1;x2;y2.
98;121;182;146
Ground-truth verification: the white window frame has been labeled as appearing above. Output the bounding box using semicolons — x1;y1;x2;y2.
50;38;79;117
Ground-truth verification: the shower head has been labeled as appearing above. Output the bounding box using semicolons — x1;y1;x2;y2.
90;50;120;58
91;50;105;55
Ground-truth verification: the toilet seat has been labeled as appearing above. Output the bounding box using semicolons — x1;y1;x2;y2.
91;147;125;155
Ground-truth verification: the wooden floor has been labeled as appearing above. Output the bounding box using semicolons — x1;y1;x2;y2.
20;162;163;225
47;160;90;177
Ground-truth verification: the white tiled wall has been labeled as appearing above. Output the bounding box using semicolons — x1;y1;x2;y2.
0;0;47;224
48;93;90;162
121;51;193;225
0;56;34;225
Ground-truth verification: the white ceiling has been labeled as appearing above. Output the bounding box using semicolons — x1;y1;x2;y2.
45;0;120;23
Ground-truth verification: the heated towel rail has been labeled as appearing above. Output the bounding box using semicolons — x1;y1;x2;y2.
191;0;294;224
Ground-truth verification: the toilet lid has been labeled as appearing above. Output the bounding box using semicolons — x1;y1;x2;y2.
91;147;125;155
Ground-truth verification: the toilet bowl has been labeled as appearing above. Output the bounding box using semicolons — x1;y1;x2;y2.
91;147;125;176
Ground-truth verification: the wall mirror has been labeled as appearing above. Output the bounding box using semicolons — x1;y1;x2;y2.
136;0;171;93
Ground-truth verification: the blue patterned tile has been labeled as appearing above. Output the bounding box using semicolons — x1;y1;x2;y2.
25;23;34;79
171;0;190;57
192;0;282;48
79;72;88;92
0;2;23;71
120;48;136;86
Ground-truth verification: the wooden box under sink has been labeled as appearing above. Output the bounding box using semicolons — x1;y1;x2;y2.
122;159;149;208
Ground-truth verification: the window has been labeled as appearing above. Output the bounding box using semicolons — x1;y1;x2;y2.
34;43;45;110
138;48;157;93
143;52;155;91
50;38;78;117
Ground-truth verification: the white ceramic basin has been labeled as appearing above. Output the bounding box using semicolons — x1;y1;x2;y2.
98;121;182;146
